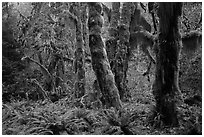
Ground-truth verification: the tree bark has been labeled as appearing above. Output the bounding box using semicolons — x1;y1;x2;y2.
55;59;65;88
73;3;86;98
88;2;122;109
106;2;120;71
114;2;135;100
152;2;182;127
81;3;90;58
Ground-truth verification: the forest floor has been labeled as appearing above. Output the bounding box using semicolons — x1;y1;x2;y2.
2;52;202;135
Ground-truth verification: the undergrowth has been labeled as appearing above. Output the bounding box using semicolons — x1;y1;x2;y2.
2;49;202;135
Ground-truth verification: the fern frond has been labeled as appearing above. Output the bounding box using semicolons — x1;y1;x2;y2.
39;130;53;135
31;120;46;125
38;129;53;135
26;126;45;134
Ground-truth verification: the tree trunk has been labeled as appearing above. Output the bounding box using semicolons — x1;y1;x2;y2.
152;2;182;127
55;59;65;88
81;3;90;57
88;2;122;109
106;2;120;71
74;3;86;98
114;2;135;101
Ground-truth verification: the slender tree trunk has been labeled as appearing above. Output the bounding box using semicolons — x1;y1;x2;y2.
81;3;90;57
88;2;122;109
106;2;120;70
114;2;135;101
152;2;182;126
56;59;65;88
74;3;86;98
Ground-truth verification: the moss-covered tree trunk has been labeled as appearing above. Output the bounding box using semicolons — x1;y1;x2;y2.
88;2;122;109
152;2;182;126
114;2;135;100
74;3;86;98
81;3;90;57
106;2;120;70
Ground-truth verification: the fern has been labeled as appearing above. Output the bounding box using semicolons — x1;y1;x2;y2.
26;127;45;134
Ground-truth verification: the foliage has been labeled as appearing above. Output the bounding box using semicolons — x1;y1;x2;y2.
182;2;202;32
3;2;77;100
2;3;27;102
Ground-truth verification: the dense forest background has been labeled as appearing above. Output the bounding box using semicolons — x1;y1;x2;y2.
2;2;202;135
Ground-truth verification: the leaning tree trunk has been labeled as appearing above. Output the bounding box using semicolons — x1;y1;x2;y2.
114;2;135;101
88;2;122;109
152;2;182;126
73;3;86;98
92;3;117;103
106;2;120;70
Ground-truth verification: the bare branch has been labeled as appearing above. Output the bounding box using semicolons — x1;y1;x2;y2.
21;56;52;80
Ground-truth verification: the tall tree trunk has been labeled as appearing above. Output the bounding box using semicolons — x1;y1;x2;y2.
114;2;135;101
106;2;120;70
152;2;182;126
74;3;86;98
88;2;122;109
81;3;90;57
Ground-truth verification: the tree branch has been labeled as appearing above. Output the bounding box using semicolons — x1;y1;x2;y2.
21;56;52;80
